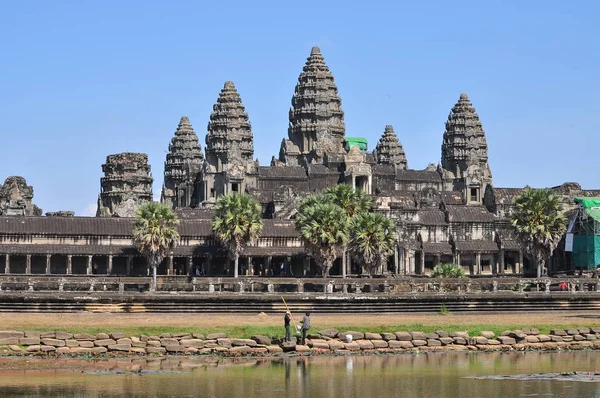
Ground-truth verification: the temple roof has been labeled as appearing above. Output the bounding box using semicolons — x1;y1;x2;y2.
490;188;527;205
417;210;447;226
395;170;442;183
163;116;204;190
421;241;453;254
258;166;307;179
441;191;464;205
446;206;496;223
454;240;499;252
375;125;407;169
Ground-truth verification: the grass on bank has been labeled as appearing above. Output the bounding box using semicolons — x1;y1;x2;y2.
14;323;598;340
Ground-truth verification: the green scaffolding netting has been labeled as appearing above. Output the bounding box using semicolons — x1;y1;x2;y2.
573;235;600;269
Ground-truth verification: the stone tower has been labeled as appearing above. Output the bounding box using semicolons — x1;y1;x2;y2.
279;47;346;167
441;93;492;204
198;81;258;205
97;153;154;217
0;176;38;216
374;125;408;170
161;116;204;209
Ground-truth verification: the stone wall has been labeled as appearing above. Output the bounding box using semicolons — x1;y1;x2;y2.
2;327;600;357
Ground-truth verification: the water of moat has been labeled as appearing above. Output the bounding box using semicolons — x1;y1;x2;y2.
1;351;600;397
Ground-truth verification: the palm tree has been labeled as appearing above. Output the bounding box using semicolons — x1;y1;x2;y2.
349;212;396;276
212;193;263;278
324;184;372;217
132;202;180;290
511;188;567;277
295;194;348;277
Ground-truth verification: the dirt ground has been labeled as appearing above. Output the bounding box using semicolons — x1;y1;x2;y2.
2;311;600;331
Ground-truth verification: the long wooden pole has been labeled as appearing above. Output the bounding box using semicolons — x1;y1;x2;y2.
280;296;297;326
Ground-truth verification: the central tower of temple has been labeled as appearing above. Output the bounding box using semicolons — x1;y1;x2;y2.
279;47;346;167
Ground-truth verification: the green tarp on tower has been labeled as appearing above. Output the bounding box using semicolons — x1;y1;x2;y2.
573;197;600;269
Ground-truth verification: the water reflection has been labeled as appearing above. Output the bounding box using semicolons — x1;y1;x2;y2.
1;352;600;397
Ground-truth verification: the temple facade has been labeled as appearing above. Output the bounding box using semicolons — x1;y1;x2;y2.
0;47;597;278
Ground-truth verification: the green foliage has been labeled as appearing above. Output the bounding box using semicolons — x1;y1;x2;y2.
511;189;567;277
323;184;372;218
439;304;449;315
212;193;263;277
431;263;466;278
295;194;348;277
349;212;396;276
132;202;180;288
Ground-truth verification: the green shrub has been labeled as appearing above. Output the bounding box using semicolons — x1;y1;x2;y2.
431;263;466;278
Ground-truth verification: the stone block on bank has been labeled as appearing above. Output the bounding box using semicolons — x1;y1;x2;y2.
427;339;442;347
424;333;439;340
19;337;40;345
574;335;585;341
24;332;41;339
439;337;454;345
410;332;426;340
41;338;66;347
251;335;271;345
381;332;396;341
498;336;516;345
344;342;360;351
311;342;330;350
252;347;268;355
230;345;252;354
74;333;96;341
365;332;382;340
585;334;597;340
96;333;110;339
232;339;257;347
0;338;20;345
160;338;179;347
0;331;25;339
319;329;339;338
180;339;204;348
487;340;500;345
165;345;184;353
41;345;56;352
551;335;564;342
159;333;171;338
173;333;191;339
56;347;70;354
94;339;116;347
132;342;147;348
412;340;427;347
295;345;311;353
537;334;551;342
395;332;412;341
453;337;467;345
117;338;132;345
146;340;161;347
341;331;365;340
108;344;131;352
566;329;579;335
26;345;41;352
550;329;567;336
562;336;574;342
8;345;23;352
70;347;93;354
372;340;388;348
92;347;108;354
328;341;345;350
267;345;283;353
65;340;79;348
131;347;146;354
579;328;591;335
55;332;73;340
451;331;470;338
525;336;540;343
356;340;374;350
109;332;125;340
481;331;495;339
78;341;94;348
192;333;205;340
436;330;449;338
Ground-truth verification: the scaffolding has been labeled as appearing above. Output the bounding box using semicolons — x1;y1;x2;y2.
566;198;600;270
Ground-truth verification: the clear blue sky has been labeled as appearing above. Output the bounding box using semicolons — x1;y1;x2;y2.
0;0;598;216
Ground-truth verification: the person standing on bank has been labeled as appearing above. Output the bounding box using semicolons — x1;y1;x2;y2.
300;312;311;345
284;311;292;342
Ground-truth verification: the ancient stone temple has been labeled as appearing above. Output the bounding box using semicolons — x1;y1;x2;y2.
0;47;597;279
440;93;492;204
375;125;408;170
96;153;154;217
0;176;38;216
196;81;258;206
161;116;204;208
279;46;346;167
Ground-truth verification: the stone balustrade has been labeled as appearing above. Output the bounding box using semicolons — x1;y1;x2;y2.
2;327;600;357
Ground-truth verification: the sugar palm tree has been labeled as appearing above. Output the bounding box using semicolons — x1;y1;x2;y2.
132;202;180;290
349;212;396;276
431;263;466;278
324;184;372;218
511;188;566;277
212;193;263;278
295;194;348;277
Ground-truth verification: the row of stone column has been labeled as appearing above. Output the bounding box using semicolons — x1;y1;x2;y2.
1;254;132;276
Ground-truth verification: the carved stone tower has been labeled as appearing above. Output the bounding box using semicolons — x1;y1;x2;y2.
375;125;408;170
279;47;346;167
198;81;258;205
0;176;38;216
161;116;204;209
97;153;154;217
441;93;492;204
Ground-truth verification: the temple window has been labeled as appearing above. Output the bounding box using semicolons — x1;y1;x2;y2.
231;183;239;193
469;187;479;203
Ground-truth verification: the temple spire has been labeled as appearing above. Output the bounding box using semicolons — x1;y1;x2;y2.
441;93;492;203
161;116;204;208
375;125;407;169
206;81;254;165
279;47;345;166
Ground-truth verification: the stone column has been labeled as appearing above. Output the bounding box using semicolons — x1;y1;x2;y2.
394;245;399;276
66;255;72;275
87;255;93;275
476;253;481;275
207;254;212;275
419;251;425;275
247;256;252;276
303;256;310;277
352;175;356;190
168;256;174;275
342;251;347;279
286;256;292;276
499;249;505;274
518;251;524;275
266;256;272;276
126;256;132;276
107;255;113;275
5;254;10;274
434;255;441;267
26;255;31;275
187;256;193;276
45;255;51;275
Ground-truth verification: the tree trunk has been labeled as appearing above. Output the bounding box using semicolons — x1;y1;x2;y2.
323;259;332;277
234;254;239;278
